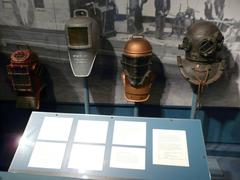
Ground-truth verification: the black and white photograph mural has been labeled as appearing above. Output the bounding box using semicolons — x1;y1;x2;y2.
12;0;35;27
69;0;117;36
0;0;240;107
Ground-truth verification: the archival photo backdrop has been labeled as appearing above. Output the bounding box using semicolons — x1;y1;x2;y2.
0;0;240;107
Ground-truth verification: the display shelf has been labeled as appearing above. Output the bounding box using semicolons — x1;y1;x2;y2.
9;111;210;180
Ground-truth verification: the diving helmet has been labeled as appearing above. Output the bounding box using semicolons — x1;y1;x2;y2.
121;35;154;102
65;9;99;77
177;21;225;88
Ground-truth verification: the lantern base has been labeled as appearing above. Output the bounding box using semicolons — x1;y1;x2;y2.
16;96;40;109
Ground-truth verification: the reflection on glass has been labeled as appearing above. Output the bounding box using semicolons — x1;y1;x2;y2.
28;142;66;169
68;144;105;171
74;120;109;143
110;146;145;170
38;116;73;141
68;27;89;46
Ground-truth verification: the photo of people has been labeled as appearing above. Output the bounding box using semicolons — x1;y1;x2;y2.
0;0;239;107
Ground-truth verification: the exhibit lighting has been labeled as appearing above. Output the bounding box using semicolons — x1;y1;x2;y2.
18;136;33;148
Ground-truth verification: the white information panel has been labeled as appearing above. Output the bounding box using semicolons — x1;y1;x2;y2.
153;129;189;167
68;144;105;171
9;112;210;180
74;120;109;144
28;142;66;169
112;121;146;146
38;117;73;141
110;146;146;170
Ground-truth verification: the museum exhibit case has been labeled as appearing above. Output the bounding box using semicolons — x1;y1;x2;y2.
0;0;240;179
8;112;210;180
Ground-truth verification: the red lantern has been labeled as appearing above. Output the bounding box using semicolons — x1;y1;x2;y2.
7;48;45;109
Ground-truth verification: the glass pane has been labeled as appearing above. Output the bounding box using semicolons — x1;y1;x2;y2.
34;0;44;8
13;67;28;74
68;27;89;46
12;75;31;85
200;40;214;54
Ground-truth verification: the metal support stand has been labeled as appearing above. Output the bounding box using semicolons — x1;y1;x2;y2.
83;77;90;114
190;91;197;119
134;103;139;117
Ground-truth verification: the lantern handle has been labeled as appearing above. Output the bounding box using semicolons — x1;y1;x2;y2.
73;9;89;17
128;34;145;40
16;43;31;50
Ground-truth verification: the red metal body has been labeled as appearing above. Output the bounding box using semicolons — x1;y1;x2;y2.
7;49;44;109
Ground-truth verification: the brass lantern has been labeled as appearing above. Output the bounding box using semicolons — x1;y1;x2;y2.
121;35;154;102
7;47;45;109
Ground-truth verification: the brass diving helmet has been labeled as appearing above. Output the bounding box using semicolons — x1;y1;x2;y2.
121;35;154;102
177;21;225;104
